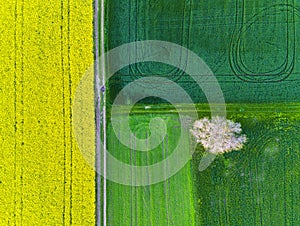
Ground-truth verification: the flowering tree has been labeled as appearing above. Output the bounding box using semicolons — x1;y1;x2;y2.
190;116;247;154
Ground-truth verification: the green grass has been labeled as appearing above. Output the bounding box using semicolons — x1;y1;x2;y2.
106;113;195;225
192;104;300;225
106;103;300;225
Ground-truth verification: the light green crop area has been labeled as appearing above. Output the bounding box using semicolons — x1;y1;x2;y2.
106;104;300;225
0;0;95;225
106;113;196;225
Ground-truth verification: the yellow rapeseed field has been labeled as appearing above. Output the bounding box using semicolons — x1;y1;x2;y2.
0;0;95;225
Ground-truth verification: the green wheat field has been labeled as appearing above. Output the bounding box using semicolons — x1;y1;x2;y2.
105;0;300;225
